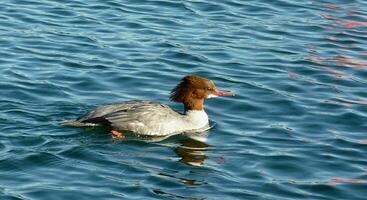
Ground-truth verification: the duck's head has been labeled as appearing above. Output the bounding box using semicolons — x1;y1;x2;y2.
170;75;234;111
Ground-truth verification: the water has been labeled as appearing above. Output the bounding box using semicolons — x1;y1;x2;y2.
1;0;366;199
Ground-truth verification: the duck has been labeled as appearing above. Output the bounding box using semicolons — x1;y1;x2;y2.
61;75;234;138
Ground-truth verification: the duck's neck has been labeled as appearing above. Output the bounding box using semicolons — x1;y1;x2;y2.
183;98;204;112
181;99;209;129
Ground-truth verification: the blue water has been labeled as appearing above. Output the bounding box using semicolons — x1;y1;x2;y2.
1;0;367;199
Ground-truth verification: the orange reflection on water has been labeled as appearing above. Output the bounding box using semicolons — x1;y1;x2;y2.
306;53;350;79
308;54;367;71
329;57;367;66
321;14;334;20
321;7;367;29
352;65;367;69
320;67;350;79
326;5;339;10
331;74;349;79
342;21;367;28
328;177;367;184
307;54;329;65
325;36;338;41
302;4;367;107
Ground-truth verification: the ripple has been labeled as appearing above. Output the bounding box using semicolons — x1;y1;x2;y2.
0;0;367;199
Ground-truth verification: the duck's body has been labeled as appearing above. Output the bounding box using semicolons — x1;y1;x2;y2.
63;100;209;136
62;75;233;136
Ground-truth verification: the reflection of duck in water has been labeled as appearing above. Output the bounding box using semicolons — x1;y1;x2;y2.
62;75;234;139
115;129;211;166
175;133;210;166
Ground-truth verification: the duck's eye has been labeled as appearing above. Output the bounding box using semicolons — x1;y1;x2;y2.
205;87;212;91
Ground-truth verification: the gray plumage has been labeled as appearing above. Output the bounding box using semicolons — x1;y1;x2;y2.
61;100;209;136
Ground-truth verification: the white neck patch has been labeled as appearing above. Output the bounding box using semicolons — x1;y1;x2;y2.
185;110;209;129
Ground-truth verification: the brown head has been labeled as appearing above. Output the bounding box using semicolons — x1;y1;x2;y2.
170;75;234;111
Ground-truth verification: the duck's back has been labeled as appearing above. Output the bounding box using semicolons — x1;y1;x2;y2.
73;100;184;136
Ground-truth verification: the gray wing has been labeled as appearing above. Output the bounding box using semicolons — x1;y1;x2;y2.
105;102;182;135
79;100;182;135
78;100;153;121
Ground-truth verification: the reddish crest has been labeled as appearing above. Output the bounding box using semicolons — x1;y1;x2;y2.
170;75;233;111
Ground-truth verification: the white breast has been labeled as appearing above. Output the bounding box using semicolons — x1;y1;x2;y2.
125;110;209;136
184;110;209;131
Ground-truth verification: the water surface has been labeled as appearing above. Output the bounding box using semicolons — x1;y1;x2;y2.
1;0;367;199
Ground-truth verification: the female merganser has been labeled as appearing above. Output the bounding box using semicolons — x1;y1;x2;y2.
61;75;234;137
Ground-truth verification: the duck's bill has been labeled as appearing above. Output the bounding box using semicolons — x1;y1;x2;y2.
215;90;235;97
